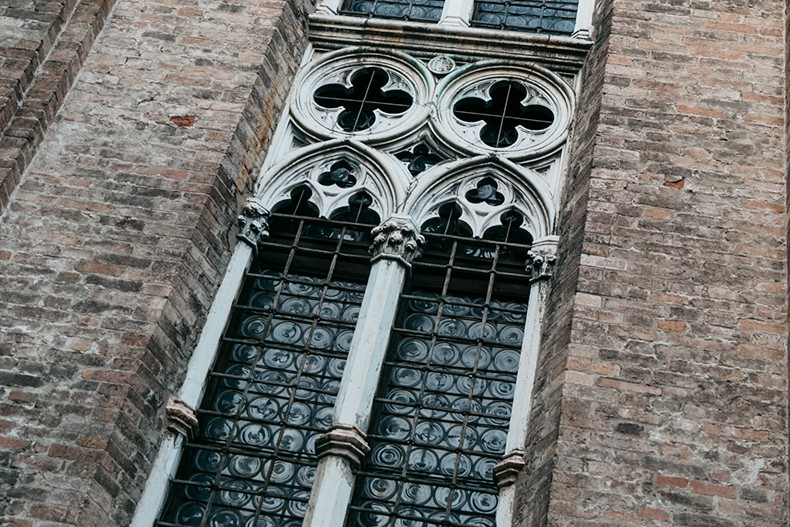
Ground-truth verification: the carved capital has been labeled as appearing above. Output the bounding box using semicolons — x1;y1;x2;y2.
370;216;424;266
315;424;370;468
493;449;527;488
165;395;198;439
526;242;557;282
237;197;270;251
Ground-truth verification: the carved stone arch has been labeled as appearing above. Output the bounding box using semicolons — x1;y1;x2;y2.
401;156;555;239
254;139;412;220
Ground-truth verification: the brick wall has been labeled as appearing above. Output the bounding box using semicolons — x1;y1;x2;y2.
520;0;788;525
0;0;116;211
0;0;310;525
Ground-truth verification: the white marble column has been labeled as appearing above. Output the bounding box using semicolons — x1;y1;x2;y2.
316;0;344;15
129;199;268;527
494;238;557;527
572;0;596;39
439;0;474;27
303;215;423;527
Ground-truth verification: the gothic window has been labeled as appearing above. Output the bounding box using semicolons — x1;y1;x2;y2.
154;191;379;527
471;0;578;35
341;0;445;23
345;211;532;527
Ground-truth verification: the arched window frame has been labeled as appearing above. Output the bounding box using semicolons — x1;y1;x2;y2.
131;46;572;527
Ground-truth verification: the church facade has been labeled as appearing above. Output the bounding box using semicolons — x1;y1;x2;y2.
0;1;787;526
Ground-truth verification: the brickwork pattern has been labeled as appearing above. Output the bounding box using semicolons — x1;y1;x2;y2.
0;0;310;525
520;0;788;525
0;0;116;212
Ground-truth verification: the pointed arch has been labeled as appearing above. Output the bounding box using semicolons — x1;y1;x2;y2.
401;155;555;239
254;139;412;220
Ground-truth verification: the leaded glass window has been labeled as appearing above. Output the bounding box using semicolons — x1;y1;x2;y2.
471;0;578;35
155;193;378;527
345;207;532;527
340;0;445;23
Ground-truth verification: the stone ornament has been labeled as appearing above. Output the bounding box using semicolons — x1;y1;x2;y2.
165;395;199;439
237;197;270;250
428;55;457;75
315;424;371;468
493;449;527;488
527;245;557;282
289;48;434;144
370;217;425;264
433;62;575;160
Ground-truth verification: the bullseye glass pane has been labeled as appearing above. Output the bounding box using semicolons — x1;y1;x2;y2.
347;233;530;527
157;213;372;527
341;0;444;22
472;0;578;35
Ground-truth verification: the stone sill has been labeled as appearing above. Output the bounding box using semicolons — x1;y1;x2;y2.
308;14;592;74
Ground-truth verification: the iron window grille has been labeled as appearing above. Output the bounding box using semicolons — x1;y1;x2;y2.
345;207;532;527
155;193;379;527
471;0;578;35
340;0;445;23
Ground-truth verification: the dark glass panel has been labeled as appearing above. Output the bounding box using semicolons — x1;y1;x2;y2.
341;0;444;23
346;226;531;527
471;0;578;35
156;207;376;527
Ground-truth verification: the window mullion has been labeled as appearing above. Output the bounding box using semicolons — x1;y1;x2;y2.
493;240;557;527
303;215;424;527
439;0;473;27
573;0;596;39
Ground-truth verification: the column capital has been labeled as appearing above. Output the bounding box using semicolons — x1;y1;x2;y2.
369;215;424;266
315;424;371;468
526;239;558;282
237;196;270;251
493;449;526;488
165;395;198;439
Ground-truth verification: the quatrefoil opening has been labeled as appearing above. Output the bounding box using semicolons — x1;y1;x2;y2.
453;80;554;148
318;161;357;188
465;177;505;206
395;143;446;176
314;67;414;132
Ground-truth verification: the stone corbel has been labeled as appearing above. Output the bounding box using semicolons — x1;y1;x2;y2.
526;239;558;283
369;215;425;267
165;395;198;439
315;424;371;468
237;196;270;252
493;449;527;488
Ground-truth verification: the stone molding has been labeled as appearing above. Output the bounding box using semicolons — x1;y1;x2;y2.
315;424;371;468
237;197;271;251
308;15;591;74
165;395;199;439
370;216;425;265
493;449;527;488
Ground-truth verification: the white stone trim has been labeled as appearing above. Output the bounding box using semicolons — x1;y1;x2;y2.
315;0;343;15
401;156;556;240
303;215;417;527
438;0;473;27
130;243;254;527
573;0;596;40
254;139;412;221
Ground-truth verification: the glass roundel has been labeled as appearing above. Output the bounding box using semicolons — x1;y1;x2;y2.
346;212;532;527
155;204;377;527
341;0;444;23
471;0;578;35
